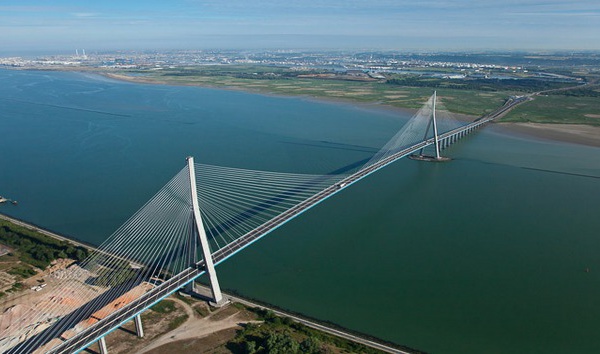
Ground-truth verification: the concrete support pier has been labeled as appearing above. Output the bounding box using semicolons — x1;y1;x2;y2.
184;280;195;294
134;314;144;338
98;337;108;354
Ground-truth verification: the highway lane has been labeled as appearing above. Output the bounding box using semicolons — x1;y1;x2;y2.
41;94;530;354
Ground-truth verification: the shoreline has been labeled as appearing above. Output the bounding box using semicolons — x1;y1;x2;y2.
0;214;411;354
0;212;97;251
99;71;600;148
6;67;598;148
99;72;420;118
220;290;412;354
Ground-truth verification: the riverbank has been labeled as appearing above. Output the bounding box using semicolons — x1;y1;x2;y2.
10;67;599;148
95;293;407;354
0;213;95;251
100;71;600;149
0;216;411;353
101;71;421;117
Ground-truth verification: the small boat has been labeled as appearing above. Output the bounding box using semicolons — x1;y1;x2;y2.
11;200;18;205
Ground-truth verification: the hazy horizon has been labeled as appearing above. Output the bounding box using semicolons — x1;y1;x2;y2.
2;1;600;54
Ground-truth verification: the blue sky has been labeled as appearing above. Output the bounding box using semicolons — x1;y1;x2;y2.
2;0;599;53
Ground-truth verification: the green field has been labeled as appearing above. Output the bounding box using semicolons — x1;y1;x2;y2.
123;69;518;117
502;94;600;126
115;66;598;125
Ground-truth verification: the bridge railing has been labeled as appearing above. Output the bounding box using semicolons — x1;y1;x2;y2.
25;94;530;354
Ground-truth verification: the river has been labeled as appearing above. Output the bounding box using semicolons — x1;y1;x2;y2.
1;69;599;353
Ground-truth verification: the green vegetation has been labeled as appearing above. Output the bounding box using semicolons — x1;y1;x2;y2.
436;90;512;116
160;65;326;80
227;308;394;354
6;282;24;294
115;64;600;127
124;69;513;116
502;95;600;126
174;291;196;305
548;85;600;97
150;300;177;314
194;304;210;317
386;75;573;92
7;263;37;279
0;220;89;269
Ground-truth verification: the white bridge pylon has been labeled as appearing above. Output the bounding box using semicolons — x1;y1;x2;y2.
186;156;224;305
2;91;506;354
363;91;460;167
429;90;442;159
412;90;452;161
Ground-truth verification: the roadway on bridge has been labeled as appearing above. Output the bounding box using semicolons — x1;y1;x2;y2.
18;93;532;354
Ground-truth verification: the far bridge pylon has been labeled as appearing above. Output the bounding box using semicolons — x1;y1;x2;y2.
1;91;528;354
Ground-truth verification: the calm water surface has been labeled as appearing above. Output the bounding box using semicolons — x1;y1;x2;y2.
1;69;599;353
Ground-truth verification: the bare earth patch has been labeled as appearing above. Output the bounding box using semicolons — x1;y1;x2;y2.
136;302;257;354
0;262;103;353
142;328;237;354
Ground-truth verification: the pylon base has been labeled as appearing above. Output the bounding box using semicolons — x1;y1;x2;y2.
209;298;230;308
408;154;451;162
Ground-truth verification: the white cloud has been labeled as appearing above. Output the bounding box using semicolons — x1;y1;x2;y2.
71;13;100;18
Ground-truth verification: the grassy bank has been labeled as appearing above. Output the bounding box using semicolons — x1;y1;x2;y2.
227;305;397;354
0;219;88;269
502;94;600;126
112;69;517;117
0;219;89;296
110;66;597;127
9;61;597;125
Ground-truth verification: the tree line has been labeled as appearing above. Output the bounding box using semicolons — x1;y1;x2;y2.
0;221;89;269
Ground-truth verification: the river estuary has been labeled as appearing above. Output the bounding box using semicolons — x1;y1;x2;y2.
1;69;599;353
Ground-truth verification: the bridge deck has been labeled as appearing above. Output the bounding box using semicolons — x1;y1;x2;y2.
42;95;528;354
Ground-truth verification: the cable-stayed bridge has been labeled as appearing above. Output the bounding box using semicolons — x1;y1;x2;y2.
0;92;528;354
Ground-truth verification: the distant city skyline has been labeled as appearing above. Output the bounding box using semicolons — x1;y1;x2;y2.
2;0;600;54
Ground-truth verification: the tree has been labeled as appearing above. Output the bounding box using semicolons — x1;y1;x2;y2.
244;340;257;354
75;248;87;261
300;337;322;353
265;332;300;354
